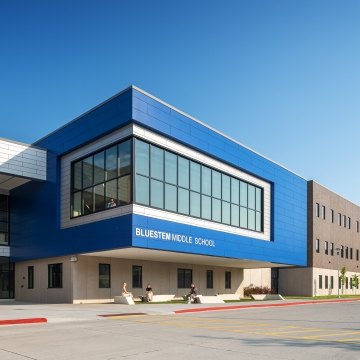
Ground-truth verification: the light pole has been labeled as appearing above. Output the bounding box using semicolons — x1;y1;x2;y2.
336;247;341;298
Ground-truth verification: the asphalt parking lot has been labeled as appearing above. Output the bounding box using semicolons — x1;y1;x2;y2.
1;300;360;359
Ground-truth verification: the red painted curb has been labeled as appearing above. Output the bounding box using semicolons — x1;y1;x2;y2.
0;318;47;326
175;298;360;314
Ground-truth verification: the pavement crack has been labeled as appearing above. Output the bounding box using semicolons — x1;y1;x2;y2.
0;348;38;360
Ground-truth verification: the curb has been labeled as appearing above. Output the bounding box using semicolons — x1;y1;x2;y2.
0;318;48;326
174;298;360;314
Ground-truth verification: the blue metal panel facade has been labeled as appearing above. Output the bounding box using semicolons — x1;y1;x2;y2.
10;87;307;266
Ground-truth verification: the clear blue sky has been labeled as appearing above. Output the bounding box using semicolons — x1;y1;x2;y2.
1;1;360;204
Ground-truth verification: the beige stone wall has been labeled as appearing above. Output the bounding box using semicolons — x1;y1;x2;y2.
15;256;72;303
14;255;271;303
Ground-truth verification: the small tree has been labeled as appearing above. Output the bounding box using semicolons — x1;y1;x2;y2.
340;267;347;295
352;274;359;295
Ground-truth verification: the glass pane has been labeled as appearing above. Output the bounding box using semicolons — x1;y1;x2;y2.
0;222;7;233
165;151;177;185
178;188;189;215
135;139;149;176
0;233;8;246
73;161;82;191
212;170;221;199
119;175;131;206
190;162;200;192
231;204;239;226
248;209;256;230
178;157;189;188
105;146;118;181
222;201;230;224
256;187;262;211
151;179;164;209
119;139;132;175
202;166;211;196
212;198;221;222
94;184;105;212
106;179;117;208
222;175;230;202
190;191;200;217
231;178;239;204
201;195;211;220
83;188;93;214
94;152;105;184
0;212;8;222
240;206;247;228
0;195;8;211
248;184;255;210
82;156;93;188
150;146;164;181
135;175;149;205
165;184;177;212
256;212;262;232
72;192;82;217
240;181;248;207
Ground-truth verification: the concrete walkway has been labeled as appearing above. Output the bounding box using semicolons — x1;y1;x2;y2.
1;298;360;325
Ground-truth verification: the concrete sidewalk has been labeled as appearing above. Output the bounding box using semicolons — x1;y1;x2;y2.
1;298;360;325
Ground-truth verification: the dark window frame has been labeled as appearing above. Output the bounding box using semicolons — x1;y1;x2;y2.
206;270;213;289
48;263;63;289
28;266;34;289
99;263;111;288
177;268;192;289
132;265;142;289
225;271;232;289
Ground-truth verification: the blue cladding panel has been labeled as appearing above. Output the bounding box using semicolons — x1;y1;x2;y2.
10;87;307;266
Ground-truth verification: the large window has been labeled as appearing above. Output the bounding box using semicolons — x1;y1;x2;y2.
132;265;142;288
99;264;111;288
206;270;213;289
70;138;132;218
134;139;264;232
48;263;62;288
0;195;9;246
225;271;232;289
0;257;14;299
178;268;192;288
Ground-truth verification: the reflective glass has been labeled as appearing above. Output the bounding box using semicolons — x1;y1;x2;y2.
178;188;189;214
190;162;201;192
72;192;82;217
151;179;164;209
222;175;230;202
240;206;247;228
256;212;262;232
256;187;262;211
135;139;149;176
83;188;93;214
240;181;247;207
105;146;118;180
201;195;211;220
119;140;132;175
212;198;221;222
231;204;239;226
94;152;105;184
178;158;189;188
201;166;211;196
248;209;256;230
165;184;177;212
82;156;93;188
222;201;230;224
248;185;255;210
0;233;8;246
165;151;177;185
119;175;131;205
231;178;239;205
190;191;200;217
105;179;117;208
150;146;164;181
135;175;149;205
73;162;82;190
212;170;221;199
94;184;105;212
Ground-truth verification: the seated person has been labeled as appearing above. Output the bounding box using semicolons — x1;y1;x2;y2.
107;198;116;208
186;283;197;302
143;283;153;302
122;282;133;298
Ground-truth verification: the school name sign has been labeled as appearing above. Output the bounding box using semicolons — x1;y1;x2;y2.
135;227;216;248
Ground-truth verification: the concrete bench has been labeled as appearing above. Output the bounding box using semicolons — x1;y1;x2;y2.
250;294;284;301
195;295;225;304
151;294;175;302
114;296;135;305
216;294;240;301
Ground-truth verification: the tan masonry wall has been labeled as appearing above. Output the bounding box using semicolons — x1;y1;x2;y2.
14;255;271;303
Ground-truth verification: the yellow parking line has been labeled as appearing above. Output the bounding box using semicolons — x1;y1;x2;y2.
302;331;360;339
